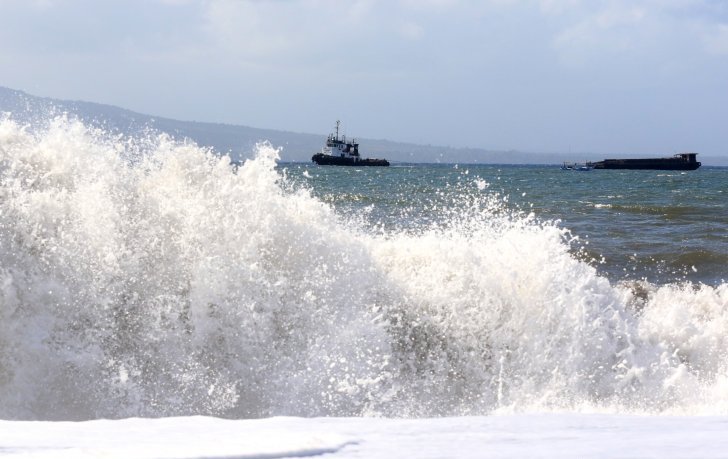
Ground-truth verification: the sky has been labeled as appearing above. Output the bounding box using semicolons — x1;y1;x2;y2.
1;0;727;156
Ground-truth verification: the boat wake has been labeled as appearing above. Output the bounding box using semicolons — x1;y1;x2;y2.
0;115;726;420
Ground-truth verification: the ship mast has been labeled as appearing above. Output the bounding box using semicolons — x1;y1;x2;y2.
335;120;340;141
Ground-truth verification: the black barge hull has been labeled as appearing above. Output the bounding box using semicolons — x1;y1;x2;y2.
588;153;701;170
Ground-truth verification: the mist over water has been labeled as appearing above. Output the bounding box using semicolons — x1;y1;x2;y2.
1;116;727;421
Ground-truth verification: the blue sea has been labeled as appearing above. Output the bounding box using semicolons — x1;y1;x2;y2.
286;162;727;287
0;115;727;431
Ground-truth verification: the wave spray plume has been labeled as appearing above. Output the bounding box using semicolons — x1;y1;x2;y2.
0;116;726;420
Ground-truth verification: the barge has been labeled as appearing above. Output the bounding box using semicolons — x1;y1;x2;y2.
588;153;701;170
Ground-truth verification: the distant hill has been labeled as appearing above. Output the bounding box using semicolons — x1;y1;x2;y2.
1;86;725;166
0;86;557;164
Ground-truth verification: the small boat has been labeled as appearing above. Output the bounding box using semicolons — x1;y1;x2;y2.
311;121;389;166
561;162;592;171
587;153;701;170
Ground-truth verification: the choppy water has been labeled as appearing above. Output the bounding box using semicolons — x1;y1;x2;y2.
287;163;727;286
1;115;727;421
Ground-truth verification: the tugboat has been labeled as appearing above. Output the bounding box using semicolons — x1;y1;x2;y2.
311;121;389;166
587;153;701;170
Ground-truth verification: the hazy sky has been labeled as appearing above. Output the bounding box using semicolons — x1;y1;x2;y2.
1;0;727;156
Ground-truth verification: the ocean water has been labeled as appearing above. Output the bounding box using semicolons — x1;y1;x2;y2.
1;115;727;428
287;162;727;287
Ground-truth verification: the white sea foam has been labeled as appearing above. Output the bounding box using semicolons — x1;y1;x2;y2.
0;116;726;420
3;414;728;459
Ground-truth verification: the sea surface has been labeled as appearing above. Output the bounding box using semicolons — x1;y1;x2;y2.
285;162;727;287
1;115;727;432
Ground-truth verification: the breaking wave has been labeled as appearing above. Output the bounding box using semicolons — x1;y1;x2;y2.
1;116;727;420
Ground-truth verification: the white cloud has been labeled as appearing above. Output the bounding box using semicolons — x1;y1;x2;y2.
197;0;381;63
22;0;55;11
202;0;292;58
593;6;647;28
548;2;720;68
538;0;581;15
399;0;459;10
400;21;424;40
703;23;728;55
552;5;650;65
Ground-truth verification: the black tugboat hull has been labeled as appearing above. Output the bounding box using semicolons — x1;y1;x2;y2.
312;153;389;167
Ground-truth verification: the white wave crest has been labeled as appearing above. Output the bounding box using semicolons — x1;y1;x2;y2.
0;116;726;420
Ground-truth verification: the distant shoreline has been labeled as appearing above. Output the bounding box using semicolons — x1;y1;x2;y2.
3;86;728;167
280;161;728;168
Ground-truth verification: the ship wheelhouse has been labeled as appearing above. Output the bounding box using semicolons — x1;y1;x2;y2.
677;153;699;164
325;121;360;158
